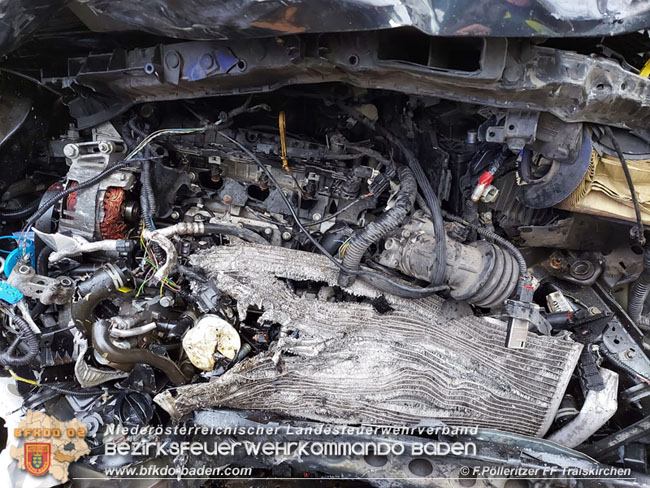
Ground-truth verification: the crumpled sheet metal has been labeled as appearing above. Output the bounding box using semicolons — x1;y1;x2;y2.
72;0;650;40
156;244;582;437
4;1;650;56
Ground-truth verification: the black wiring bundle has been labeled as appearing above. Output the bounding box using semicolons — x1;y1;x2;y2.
337;103;448;288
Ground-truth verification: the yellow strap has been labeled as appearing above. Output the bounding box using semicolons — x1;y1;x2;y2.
641;59;650;78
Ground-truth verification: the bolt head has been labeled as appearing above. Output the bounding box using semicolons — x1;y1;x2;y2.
59;277;73;287
63;144;79;158
98;141;114;154
384;238;398;250
312;213;322;221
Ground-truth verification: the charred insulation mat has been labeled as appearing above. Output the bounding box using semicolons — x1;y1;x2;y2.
156;245;582;437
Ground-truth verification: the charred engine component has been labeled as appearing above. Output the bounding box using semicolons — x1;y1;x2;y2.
58;123;136;240
5;41;650;478
533;251;604;287
7;263;74;305
338;165;417;287
156;243;582;436
378;213;519;308
167;128;381;224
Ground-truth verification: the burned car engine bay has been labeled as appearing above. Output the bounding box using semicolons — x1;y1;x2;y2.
4;4;650;485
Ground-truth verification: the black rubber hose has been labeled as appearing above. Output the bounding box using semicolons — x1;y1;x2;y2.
628;247;650;321
92;319;189;386
0;199;41;220
0;315;39;367
338;104;447;285
339;166;416;286
202;223;269;245
36;247;52;276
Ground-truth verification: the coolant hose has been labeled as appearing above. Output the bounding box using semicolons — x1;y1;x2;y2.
339;166;416;286
0;314;39;367
36;247;52;276
92;319;189;386
629;247;650;321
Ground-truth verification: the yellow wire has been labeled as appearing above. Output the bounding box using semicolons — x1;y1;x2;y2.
338;238;351;258
139;221;146;249
8;369;41;386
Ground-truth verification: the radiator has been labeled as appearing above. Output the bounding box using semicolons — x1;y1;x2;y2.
156;244;583;437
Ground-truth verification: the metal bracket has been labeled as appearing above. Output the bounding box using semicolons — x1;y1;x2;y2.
7;264;74;305
486;110;540;152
